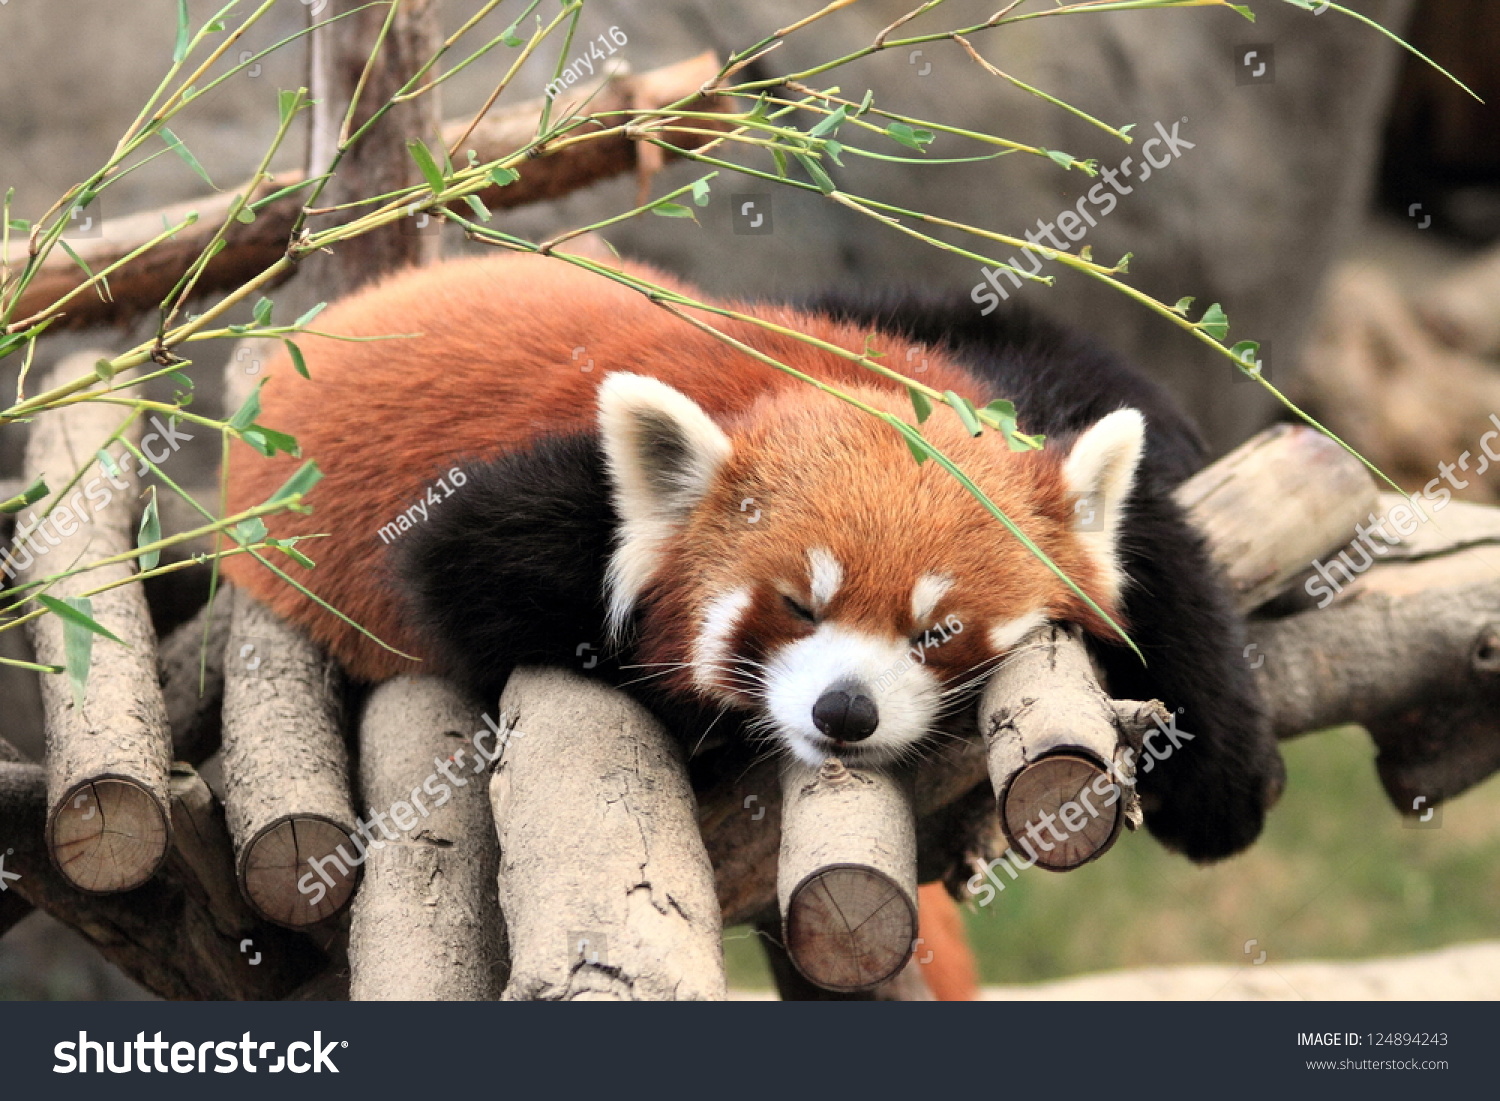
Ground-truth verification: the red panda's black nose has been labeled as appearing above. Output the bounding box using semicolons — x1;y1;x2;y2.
812;683;879;743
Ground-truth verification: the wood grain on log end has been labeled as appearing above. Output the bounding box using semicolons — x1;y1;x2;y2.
47;776;170;893
784;863;918;992
238;814;360;928
999;751;1120;872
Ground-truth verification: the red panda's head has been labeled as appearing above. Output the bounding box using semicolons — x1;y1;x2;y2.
598;372;1145;766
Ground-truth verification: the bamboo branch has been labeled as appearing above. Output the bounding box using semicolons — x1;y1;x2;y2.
12;52;724;331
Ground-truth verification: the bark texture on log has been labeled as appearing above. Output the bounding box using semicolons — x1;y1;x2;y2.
492;667;725;1001
20;355;172;893
157;596;231;766
221;586;356;927
349;676;507;1001
979;625;1158;871
1250;577;1500;811
1174;423;1380;614
777;758;917;992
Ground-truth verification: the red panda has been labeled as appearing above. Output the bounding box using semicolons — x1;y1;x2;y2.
224;252;1281;879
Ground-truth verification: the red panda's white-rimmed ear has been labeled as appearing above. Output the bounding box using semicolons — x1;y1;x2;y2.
1062;408;1145;601
598;372;732;635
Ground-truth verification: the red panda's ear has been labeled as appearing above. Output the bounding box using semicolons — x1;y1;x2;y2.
598;372;732;633
1062;408;1145;601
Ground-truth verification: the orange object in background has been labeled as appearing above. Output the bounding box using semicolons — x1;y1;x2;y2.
915;884;980;1001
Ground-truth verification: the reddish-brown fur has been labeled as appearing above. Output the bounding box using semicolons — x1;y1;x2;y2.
916;884;980;1000
224;253;1115;683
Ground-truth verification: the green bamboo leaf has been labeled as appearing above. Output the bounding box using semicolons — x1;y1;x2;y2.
294;302;327;328
268;539;316;569
284;339;310;379
228;379;264;431
691;177;712;207
137;490;161;571
36;594;127;646
1291;3;1475;99
266;460;323;506
946;391;983;437
489;166;519;187
909;389;933;424
252;296;274;327
903;433;929;465
407;138;447;196
173;0;191;63
886;122;934;151
651;202;696;219
1197;302;1230;342
770;147;789;179
234;517;268;545
160;128;216;189
463;194;492;222
1;475;48;514
278;88;305;127
245;423;299;458
234;207;257;224
809;105;847;138
1043;148;1078;170
56;239;95;280
793;152;836;193
1170;296;1195;316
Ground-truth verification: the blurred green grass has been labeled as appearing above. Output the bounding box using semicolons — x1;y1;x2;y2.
724;725;1500;990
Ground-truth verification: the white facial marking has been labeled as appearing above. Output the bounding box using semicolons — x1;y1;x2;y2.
807;547;843;611
764;624;940;767
987;610;1050;654
692;587;754;698
910;573;953;625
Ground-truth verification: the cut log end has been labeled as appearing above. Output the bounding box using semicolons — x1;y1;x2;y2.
47;777;170;893
784;864;918;993
238;815;360;927
999;751;1121;871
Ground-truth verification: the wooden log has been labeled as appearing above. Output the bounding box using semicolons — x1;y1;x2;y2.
702;726;990;929
10;53;724;331
303;0;445;299
0;737;34;936
491;667;725;1001
18;355;172;893
349;676;507;1000
776;758;918;992
0;741;328;998
221;586;357;927
1173;423;1380;614
978;625;1161;871
1250;568;1500;812
156;596;231;766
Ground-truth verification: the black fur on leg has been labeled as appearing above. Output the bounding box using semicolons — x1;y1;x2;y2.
395;432;620;702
